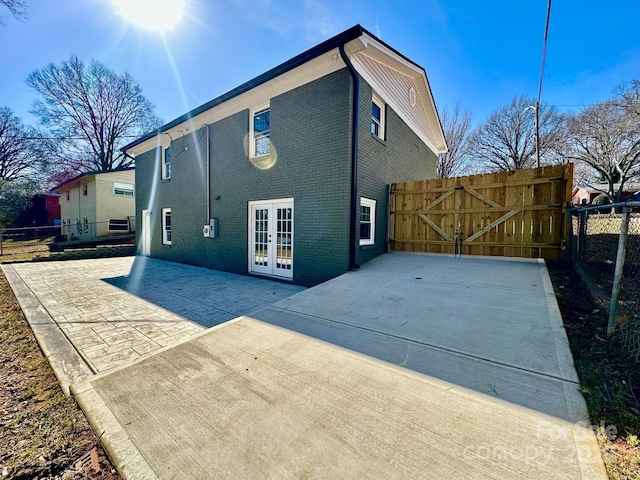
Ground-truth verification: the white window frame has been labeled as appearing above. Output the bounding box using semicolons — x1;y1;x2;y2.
162;208;172;245
250;105;270;158
162;147;171;180
371;93;386;140
66;191;70;201
113;182;134;196
83;218;89;233
359;197;376;246
82;183;88;196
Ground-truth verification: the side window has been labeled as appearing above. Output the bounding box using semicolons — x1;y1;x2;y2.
83;218;89;232
82;184;88;196
163;147;171;180
114;182;134;196
251;107;270;157
162;208;172;245
371;93;386;140
66;191;70;201
359;197;376;246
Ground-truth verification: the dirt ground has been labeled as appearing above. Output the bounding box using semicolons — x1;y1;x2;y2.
0;271;121;480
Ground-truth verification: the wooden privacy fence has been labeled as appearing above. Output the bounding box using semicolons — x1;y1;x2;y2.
389;164;573;260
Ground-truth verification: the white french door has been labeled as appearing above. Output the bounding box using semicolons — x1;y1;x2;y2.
248;199;293;279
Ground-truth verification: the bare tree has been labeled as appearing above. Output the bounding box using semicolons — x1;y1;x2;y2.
468;96;566;171
616;79;640;119
0;107;39;181
437;104;473;178
566;98;640;202
27;56;162;174
0;0;27;24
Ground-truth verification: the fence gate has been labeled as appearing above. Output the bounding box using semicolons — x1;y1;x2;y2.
390;164;573;260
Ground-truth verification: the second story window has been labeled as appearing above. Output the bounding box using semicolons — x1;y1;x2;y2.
114;182;134;196
82;184;88;196
371;93;386;140
252;107;270;157
163;147;171;180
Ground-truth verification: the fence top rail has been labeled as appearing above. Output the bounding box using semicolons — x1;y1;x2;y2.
569;201;640;213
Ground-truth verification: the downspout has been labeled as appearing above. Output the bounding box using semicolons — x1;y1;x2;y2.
339;43;360;271
206;124;211;220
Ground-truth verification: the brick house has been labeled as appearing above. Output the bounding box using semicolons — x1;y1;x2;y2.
123;25;447;286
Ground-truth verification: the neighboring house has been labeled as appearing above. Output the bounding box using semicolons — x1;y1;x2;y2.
13;192;60;226
56;169;135;241
123;25;447;286
572;183;640;206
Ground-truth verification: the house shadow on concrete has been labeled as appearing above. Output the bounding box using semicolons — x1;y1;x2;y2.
103;256;305;329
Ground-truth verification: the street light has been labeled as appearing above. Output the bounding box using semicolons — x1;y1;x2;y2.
525;103;540;168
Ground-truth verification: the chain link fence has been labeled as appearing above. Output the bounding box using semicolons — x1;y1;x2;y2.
568;202;640;360
1;218;135;261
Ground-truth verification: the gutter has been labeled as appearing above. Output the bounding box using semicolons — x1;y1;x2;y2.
339;44;360;271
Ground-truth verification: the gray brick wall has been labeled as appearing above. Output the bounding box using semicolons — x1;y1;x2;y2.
135;69;352;286
134;129;211;267
134;69;437;285
355;78;437;266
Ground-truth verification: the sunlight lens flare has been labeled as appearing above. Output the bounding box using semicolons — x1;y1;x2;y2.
114;0;185;32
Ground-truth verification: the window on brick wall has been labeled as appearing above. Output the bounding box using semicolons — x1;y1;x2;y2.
251;107;270;157
371;93;386;140
359;197;376;246
162;208;172;245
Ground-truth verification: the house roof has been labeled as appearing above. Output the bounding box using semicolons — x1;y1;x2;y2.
122;24;447;156
52;167;135;191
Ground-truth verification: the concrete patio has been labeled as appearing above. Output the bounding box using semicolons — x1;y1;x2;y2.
3;253;606;479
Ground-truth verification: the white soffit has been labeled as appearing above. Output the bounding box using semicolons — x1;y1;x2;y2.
349;35;447;154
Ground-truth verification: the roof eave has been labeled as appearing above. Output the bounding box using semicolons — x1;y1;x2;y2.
122;25;366;153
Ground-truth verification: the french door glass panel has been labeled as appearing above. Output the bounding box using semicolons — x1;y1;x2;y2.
249;199;293;279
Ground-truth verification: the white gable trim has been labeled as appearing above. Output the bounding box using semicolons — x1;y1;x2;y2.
349;35;447;155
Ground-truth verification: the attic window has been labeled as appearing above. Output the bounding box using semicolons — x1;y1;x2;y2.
252;107;270;157
371;93;386;140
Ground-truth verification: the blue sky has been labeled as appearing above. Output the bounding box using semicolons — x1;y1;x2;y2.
1;0;639;130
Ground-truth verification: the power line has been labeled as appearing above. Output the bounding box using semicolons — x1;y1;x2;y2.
537;0;552;104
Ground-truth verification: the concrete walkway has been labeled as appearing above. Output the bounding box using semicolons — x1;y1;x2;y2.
3;253;607;479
